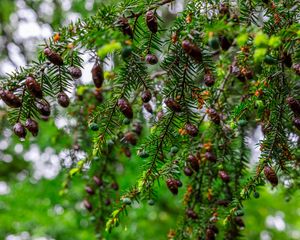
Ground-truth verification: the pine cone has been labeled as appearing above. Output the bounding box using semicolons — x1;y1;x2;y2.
264;165;278;186
83;199;93;211
0;88;22;108
143;103;153;114
146;11;158;33
44;48;63;66
292;63;300;75
118;98;133;119
282;52;292;68
146;54;158;65
182;40;202;62
13;122;27;138
25;76;43;98
85;186;95;195
185;123;198;137
184;167;193;176
25;118;39;137
186;208;198;219
36;100;51;117
187;154;199;172
57;92;70;108
235;217;245;228
69;66;82;79
117;17;133;38
204;73;215;87
205;151;217;162
293;117;300;130
93;176;103;186
111;182;119;191
219;3;230;18
164;98;182;112
94;89;104;103
218;170;230;183
207;108;221;124
166;179;179;195
219;35;232;51
133;122;143;135
91;62;104;88
286;97;300;115
124;131;138;145
141;89;152;103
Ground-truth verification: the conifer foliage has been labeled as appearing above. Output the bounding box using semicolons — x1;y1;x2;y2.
1;0;300;239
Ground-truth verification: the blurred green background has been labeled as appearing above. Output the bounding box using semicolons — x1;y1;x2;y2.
0;0;300;239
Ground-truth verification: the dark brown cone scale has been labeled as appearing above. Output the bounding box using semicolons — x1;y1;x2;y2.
36;100;51;116
207;108;221;124
57;92;70;108
91;62;104;88
187;154;199;172
94;89;104;103
146;54;158;65
186;208;198;219
146;11;158;33
164;98;182;112
117;17;133;38
69;66;82;79
218;170;230;183
264;166;278;186
25;76;43;98
141;89;152;103
166;179;179;195
117;98;133;119
85;186;95;195
204;73;215;87
83;199;93;211
182;40;202;62
292;63;300;75
205;151;217;162
25;118;39;136
143;103;153;114
13;122;27;138
286;97;300;115
43;48;63;66
293;117;300;130
0;88;22;108
124;131;138;145
185;123;198;137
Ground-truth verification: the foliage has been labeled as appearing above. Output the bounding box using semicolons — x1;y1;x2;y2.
0;0;300;239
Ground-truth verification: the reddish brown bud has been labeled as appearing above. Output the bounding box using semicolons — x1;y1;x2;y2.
143;103;153;114
25;76;43;98
57;92;70;108
218;170;230;183
44;47;63;66
91;62;104;88
36;100;51;116
207;108;221;124
83;199;93;211
146;11;158;33
25;118;39;137
204;73;215;87
146;54;158;65
182;40;202;62
0;88;22;108
118;98;133;119
185;123;198;137
85;186;95;195
205;151;217;162
69;66;82;79
264;166;278;186
166;179;179;195
13;122;27;139
286;97;300;115
123;131;138;145
117;17;133;38
141;89;152;103
186;208;198;219
164;98;182;112
187;154;199;172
